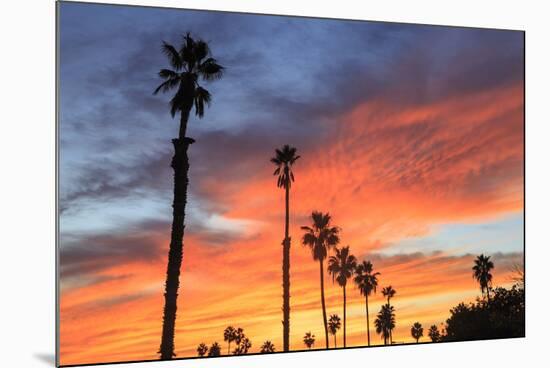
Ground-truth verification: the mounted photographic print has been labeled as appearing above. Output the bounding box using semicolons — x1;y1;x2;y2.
56;1;525;366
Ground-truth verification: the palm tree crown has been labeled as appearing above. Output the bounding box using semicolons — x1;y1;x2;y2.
271;145;300;189
411;322;424;343
382;285;396;305
428;325;441;342
303;332;315;349
328;246;357;288
153;33;224;137
472;254;494;299
301;211;340;261
260;340;276;353
196;343;208;357
354;260;380;297
208;342;221;356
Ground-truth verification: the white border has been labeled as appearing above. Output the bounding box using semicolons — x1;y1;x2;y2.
1;1;548;367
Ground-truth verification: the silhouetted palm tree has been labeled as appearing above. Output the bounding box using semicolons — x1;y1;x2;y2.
328;246;357;348
303;332;315;350
473;254;494;301
223;326;237;355
381;286;397;343
411;322;423;343
229;327;251;355
154;33;224;360
328;314;342;348
354;260;380;346
374;304;395;345
271;145;300;352
197;343;208;357
208;342;221;357
301;211;341;349
260;340;276;353
428;325;440;342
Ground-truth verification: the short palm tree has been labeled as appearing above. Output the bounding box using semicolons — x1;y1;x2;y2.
303;332;315;350
154;33;224;360
223;326;237;355
354;260;380;346
196;343;208;357
411;322;423;343
301;211;341;349
328;314;342;348
472;254;494;301
374;304;395;345
428;325;440;342
271;145;300;352
328;246;357;348
381;285;397;344
208;342;221;357
260;340;276;353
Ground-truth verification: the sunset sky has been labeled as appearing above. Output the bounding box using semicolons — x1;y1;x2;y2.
58;2;524;366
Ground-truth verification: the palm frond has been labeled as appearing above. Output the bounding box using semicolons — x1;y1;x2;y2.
162;42;183;70
194;86;211;118
199;58;224;81
153;77;180;95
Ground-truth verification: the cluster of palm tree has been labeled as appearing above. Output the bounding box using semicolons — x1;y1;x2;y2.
222;326;252;355
196;342;221;357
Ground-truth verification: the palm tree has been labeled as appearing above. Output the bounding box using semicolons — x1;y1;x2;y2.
428;325;440;342
223;326;237;355
354;260;380;346
303;332;315;350
381;286;397;344
328;246;357;348
271;145;300;352
208;342;221;357
154;33;224;360
301;211;341;349
472;254;494;301
260;340;276;353
411;322;423;343
374;304;395;345
328;314;342;348
196;343;208;357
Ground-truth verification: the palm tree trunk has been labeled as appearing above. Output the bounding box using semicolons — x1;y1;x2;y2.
159;108;194;360
227;342;231;355
282;183;290;352
319;259;329;349
366;295;370;346
334;334;337;348
343;285;347;348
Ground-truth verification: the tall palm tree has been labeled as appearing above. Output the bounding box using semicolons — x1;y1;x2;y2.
328;314;342;348
428;325;440;342
196;343;208;357
271;145;300;352
328;246;357;348
223;326;237;355
411;322;423;343
154;33;224;360
381;285;397;344
354;260;380;346
374;304;395;345
301;211;341;349
303;332;315;350
472;254;494;301
208;342;221;357
260;340;276;353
